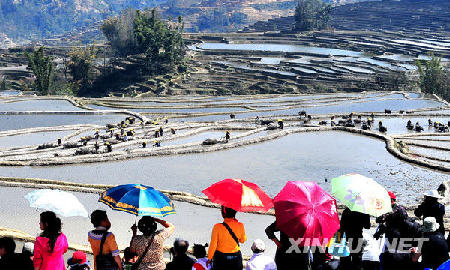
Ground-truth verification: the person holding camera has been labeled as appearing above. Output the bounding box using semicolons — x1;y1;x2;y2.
129;216;175;270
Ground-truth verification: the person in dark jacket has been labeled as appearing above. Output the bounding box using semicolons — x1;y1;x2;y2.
166;239;195;270
420;217;449;270
414;190;445;235
20;242;34;270
376;192;413;270
0;237;26;270
375;191;409;240
265;221;310;270
339;208;370;270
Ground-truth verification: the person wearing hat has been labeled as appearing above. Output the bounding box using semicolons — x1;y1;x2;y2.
420;217;449;270
246;239;276;270
277;120;283;130
375;191;408;240
376;192;412;270
414;190;445;235
67;251;91;270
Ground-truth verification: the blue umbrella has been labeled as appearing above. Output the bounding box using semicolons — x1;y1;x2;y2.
99;184;175;217
438;260;450;270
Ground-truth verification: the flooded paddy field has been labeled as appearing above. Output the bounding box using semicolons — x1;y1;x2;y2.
0;91;448;257
0;114;127;131
0;99;87;112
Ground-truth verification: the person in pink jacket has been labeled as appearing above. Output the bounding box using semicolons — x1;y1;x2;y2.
34;211;68;270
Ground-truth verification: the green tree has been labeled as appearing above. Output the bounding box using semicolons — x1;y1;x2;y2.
415;55;449;101
68;46;98;93
25;47;54;95
101;8;139;57
294;0;331;31
133;9;185;74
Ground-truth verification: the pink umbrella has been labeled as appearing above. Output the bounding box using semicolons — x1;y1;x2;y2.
274;181;340;246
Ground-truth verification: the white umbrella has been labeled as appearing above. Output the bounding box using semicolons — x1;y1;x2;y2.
25;189;88;218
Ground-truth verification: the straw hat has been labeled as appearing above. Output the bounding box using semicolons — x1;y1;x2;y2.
422;217;439;233
424;190;443;199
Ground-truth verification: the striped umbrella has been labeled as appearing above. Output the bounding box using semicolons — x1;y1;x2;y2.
99;184;175;217
202;178;273;212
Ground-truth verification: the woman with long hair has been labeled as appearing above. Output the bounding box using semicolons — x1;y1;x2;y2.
129;216;175;270
34;211;68;270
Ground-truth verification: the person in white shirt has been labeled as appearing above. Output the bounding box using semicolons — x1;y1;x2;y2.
246;239;277;270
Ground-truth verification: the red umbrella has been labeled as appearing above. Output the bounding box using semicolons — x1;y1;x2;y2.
202;178;274;212
274;181;340;246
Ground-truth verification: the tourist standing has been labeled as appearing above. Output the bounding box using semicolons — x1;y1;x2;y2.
34;211;68;270
420;217;449;270
129;216;175;270
375;191;408;240
88;210;122;270
207;206;247;270
339;207;370;270
265;221;310;270
166;239;195;270
414;190;445;235
246;239;277;270
375;192;411;270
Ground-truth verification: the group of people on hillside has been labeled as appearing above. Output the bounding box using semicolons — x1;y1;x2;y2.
0;189;449;270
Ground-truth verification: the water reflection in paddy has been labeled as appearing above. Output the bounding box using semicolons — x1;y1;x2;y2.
409;146;449;161
377;117;449;134
89;104;248;113
231;98;444;119
0;114;127;131
0;99;86;111
165;131;229;146
0;90;21;96
0;132;445;204
199;43;363;57
0;130;74;148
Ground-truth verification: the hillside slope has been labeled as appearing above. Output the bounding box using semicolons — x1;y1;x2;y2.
0;0;166;40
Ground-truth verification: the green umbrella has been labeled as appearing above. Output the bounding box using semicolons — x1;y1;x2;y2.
331;173;392;217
